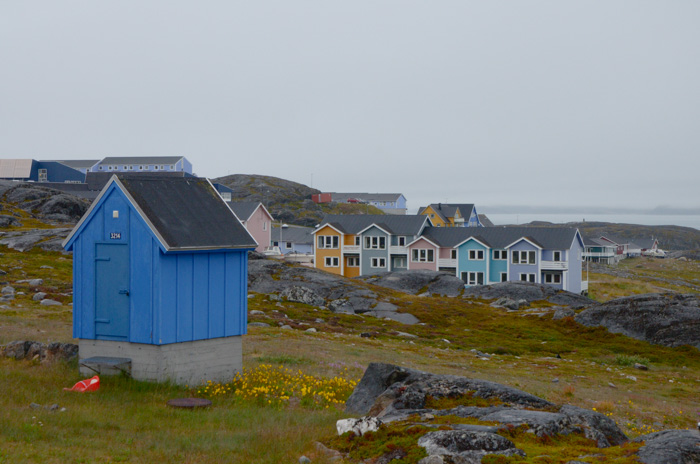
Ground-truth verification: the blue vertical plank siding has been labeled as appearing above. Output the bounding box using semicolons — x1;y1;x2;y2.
159;254;178;344
208;253;226;339
192;254;210;340
176;254;194;342
65;178;252;346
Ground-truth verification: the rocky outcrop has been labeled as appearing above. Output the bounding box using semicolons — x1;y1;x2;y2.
0;228;72;253
463;281;592;308
1;183;89;223
633;429;700;464
248;259;419;324
357;270;465;297
337;363;631;463
575;293;700;350
2;340;78;362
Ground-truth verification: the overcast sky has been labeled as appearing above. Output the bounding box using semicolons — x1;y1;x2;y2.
1;2;699;215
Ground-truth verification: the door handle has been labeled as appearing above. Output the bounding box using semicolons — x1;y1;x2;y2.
119;289;130;296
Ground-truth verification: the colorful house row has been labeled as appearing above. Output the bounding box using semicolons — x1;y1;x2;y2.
312;216;587;294
312;215;432;277
419;203;483;227
312;192;408;215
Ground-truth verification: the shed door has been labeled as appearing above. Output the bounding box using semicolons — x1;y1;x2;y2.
95;243;130;340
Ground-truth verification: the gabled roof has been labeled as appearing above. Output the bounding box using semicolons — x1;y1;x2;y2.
0;159;34;178
599;235;630;245
421;203;477;223
86;171;189;191
272;225;313;244
53;160;100;170
64;176;257;252
329;192;404;203
98;156;186;165
419;226;582;250
584;237;616;247
318;214;428;236
227;201;272;222
629;238;657;250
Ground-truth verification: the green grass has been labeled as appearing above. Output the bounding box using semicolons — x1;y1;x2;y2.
2;246;700;462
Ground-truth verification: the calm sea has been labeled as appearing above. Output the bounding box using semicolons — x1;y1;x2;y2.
487;213;700;231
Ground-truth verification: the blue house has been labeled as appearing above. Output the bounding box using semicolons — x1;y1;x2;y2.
62;176;257;385
0;159;85;183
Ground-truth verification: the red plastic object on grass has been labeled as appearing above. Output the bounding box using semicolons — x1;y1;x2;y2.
63;375;100;392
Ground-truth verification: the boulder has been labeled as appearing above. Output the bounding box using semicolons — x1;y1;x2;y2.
575;293;700;350
633;429;700;464
280;286;325;307
464;282;591;308
357;270;464;297
417;430;524;462
336;417;382;436
0;228;72;253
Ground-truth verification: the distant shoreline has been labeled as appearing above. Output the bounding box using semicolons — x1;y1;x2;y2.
487;213;700;230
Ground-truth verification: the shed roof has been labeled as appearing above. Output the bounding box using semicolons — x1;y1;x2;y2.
0;159;34;178
64;176;257;251
318;214;428;235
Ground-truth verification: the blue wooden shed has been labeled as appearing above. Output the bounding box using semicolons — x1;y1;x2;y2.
62;175;257;384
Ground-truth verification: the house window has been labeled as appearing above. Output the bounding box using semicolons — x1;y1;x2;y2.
286;242;292;249
468;249;484;260
139;165;143;170
520;273;536;283
347;257;360;267
263;222;267;231
512;250;536;264
398;236;406;246
154;165;159;170
500;272;508;282
461;272;484;285
160;165;164;170
411;249;434;262
170;165;174;170
317;236;339;249
108;166;112;171
450;249;457;260
553;251;561;261
99;166;103;170
394;257;406;268
371;258;386;268
493;250;507;260
354;236;360;246
544;273;562;284
38;169;47;182
273;241;279;247
128;165;133;170
364;236;386;250
324;257;339;267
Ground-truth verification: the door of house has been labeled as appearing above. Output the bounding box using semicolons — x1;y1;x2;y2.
95;243;130;340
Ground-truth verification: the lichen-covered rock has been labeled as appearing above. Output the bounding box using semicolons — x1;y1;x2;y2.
417;430;525;462
280;286;325;307
357;270;464;297
575;293;700;350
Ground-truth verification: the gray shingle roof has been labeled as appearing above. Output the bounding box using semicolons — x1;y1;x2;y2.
117;176;256;250
99;156;185;165
86;171;190;191
330;192;404;203
227;201;262;221
319;215;427;236
54;160;100;169
272;225;313;244
419;226;580;250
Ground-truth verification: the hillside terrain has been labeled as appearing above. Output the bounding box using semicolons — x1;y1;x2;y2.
214;174;383;227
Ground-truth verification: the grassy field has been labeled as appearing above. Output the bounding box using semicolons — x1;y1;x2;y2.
1;249;699;463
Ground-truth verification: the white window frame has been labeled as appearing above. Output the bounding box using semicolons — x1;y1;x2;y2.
154;165;159;170
520;273;536;283
500;272;508;282
317;235;339;249
324;257;339;267
263;222;268;231
553;251;561;261
493;250;507;260
512;250;536;264
450;249;457;260
468;272;484;285
347;257;360;267
371;257;386;268
411;248;434;262
398;236;406;246
468;249;485;260
364;236;386;250
354;236;360;246
544;273;562;284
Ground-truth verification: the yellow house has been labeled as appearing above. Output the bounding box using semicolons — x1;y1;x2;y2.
419;204;481;228
312;224;344;276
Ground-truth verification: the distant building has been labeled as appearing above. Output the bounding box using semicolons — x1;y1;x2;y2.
89;156;192;174
583;237;618;264
419;203;483;227
227;201;273;253
312;192;408;215
0;159;84;183
271;225;314;255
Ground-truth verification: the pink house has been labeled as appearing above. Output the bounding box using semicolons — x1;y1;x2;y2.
228;202;274;253
407;236;440;271
407;228;463;273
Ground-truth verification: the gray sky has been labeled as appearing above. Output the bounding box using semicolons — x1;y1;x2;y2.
2;1;699;215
